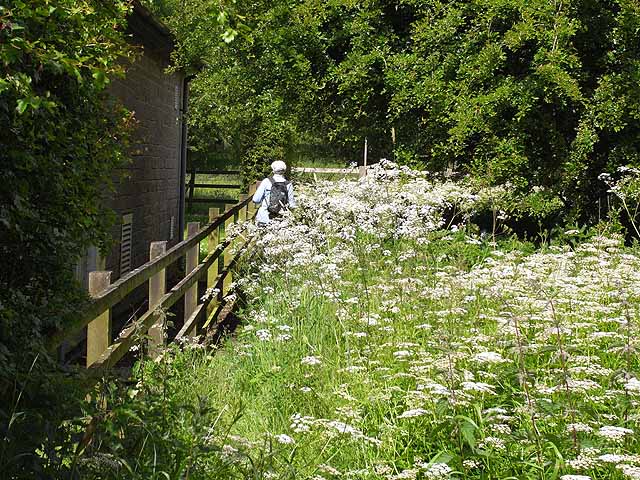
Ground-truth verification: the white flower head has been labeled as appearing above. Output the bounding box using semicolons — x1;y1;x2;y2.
301;355;322;366
274;433;295;445
624;377;640;394
256;329;271;341
397;408;429;419
597;426;634;441
473;351;509;364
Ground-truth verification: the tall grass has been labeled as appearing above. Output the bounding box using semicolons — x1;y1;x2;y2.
75;162;640;479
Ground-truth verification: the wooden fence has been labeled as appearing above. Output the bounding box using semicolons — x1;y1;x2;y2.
47;188;258;371
186;169;241;211
185;167;368;211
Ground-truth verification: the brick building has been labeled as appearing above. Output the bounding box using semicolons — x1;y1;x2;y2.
76;2;187;284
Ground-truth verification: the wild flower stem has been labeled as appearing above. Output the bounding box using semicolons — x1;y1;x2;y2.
546;293;579;450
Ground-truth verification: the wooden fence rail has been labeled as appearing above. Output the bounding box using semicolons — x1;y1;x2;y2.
186;169;242;211
47;187;258;371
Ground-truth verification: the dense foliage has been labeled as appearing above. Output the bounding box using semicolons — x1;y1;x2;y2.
0;0;132;360
1;0;132;475
157;0;640;222
1;0;639;476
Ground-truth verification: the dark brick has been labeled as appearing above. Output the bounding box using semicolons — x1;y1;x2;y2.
104;45;184;279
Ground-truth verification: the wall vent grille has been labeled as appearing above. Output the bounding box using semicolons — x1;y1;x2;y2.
120;213;133;276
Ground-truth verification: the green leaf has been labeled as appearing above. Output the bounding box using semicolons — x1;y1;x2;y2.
16;98;28;114
460;422;476;449
221;28;237;43
92;69;109;88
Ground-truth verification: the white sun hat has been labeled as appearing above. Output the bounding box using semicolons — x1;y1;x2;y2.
271;160;287;173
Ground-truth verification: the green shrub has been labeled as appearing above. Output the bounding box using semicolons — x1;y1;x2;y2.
0;0;132;368
1;0;132;475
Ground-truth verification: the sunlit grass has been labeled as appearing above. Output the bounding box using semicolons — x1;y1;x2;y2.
82;163;640;479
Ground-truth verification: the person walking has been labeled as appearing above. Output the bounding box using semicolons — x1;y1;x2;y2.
252;160;295;226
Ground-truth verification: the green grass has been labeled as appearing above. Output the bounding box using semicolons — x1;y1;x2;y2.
73;172;640;479
77;228;640;479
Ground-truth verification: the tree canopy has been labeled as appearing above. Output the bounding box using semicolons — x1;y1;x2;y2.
154;0;640;221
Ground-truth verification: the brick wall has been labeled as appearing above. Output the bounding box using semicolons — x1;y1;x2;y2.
105;49;185;279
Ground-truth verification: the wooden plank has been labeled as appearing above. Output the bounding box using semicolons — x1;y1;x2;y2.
188;183;241;189
207;207;223;318
222;212;235;296
184;222;200;337
148;241;167;357
187;197;238;204
188;169;241;175
47;196;252;351
175;303;205;341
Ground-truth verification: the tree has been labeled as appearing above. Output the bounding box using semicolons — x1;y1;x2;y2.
1;0;135;473
1;0;133;463
158;0;639;222
387;0;640;224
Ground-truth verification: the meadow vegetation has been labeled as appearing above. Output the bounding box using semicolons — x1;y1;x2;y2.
3;1;640;477
74;162;640;479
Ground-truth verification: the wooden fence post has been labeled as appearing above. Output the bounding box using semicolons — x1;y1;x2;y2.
248;181;258;216
187;169;196;212
238;194;248;222
207;207;223;320
222;206;235;296
148;241;167;357
87;271;112;367
184;222;200;337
